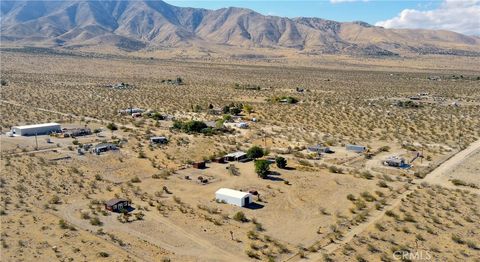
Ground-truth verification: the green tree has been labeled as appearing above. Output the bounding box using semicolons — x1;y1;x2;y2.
247;146;265;159
243;104;253;114
255;160;270;179
229;107;242;116
275;156;287;169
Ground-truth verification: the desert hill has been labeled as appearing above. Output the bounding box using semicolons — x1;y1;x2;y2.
1;0;479;56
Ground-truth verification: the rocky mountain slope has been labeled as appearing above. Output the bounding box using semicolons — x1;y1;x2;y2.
1;0;479;56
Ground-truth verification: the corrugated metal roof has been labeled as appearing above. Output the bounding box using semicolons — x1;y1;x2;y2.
224;151;247;158
105;198;128;206
215;188;251;199
12;123;60;129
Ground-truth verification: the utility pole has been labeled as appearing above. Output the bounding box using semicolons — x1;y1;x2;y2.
35;133;38;150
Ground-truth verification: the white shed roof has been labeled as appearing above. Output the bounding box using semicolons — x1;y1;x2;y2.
12;123;60;129
215;188;250;199
225;151;247;158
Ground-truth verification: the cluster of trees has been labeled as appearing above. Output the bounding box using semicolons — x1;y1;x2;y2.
172;120;212;134
223;103;244;115
248;146;288;178
396;100;422;108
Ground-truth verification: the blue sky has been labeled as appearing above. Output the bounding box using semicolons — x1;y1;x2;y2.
165;0;480;35
165;1;441;24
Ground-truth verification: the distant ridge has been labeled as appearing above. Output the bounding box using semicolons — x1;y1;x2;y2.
1;0;479;56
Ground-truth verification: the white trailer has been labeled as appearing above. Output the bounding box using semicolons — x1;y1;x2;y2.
215;188;252;207
11;123;61;136
346;144;367;153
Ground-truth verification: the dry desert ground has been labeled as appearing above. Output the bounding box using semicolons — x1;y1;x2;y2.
1;48;479;261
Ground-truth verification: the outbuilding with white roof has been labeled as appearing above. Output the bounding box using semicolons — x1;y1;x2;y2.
11;123;61;136
215;188;252;207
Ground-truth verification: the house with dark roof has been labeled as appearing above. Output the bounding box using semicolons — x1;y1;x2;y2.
105;198;130;212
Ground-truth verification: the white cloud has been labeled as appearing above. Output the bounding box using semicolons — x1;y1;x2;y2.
375;0;480;35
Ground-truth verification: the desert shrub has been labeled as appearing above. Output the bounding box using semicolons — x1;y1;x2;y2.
378;146;390;152
233;211;248;222
106;123;118;131
347;194;356;201
59;219;68;229
403;213;416;223
247;230;258;240
354;200;367;210
451;179;468;186
245;250;260;259
386;210;399;220
452;234;465;244
375;223;386;232
466;240;479;250
98;251;109;257
360;171;374;180
131;176;141;183
377;181;388;188
328;166;343;174
90;217;103;226
275;156;287;169
49;195;61;204
360;191;376;202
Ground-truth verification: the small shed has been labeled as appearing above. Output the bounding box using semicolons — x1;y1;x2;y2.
193;161;206;169
150;136;168;144
213;157;226;163
215;188;252;207
105;198;130;212
346;144;367;153
307;144;334;154
224;151;247;162
93;143;117;154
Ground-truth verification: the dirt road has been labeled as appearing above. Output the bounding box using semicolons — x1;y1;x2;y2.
423;139;480;191
58;201;243;262
285;138;480;261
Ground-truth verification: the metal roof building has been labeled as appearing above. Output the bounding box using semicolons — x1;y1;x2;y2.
11;123;61;136
215;188;252;207
224;151;247;161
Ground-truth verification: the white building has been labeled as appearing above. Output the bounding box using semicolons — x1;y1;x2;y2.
346;144;367;153
11;123;61;136
224;151;247;162
215;188;252;207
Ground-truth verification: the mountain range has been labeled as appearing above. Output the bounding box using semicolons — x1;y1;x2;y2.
1;0;479;56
